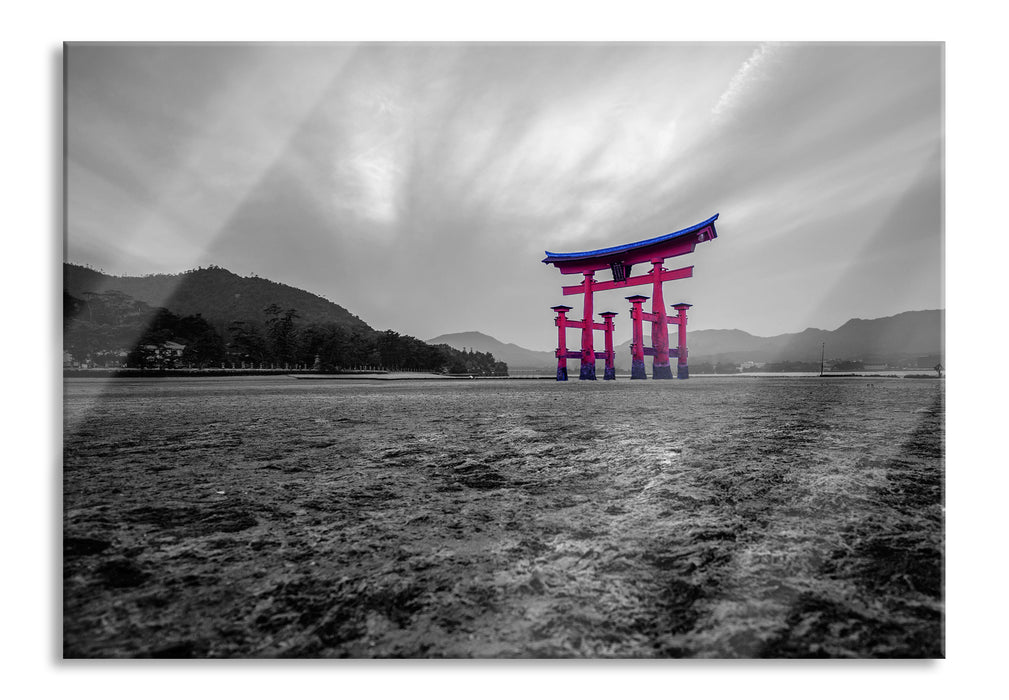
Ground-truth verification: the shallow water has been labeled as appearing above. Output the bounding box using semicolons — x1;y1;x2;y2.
63;376;944;658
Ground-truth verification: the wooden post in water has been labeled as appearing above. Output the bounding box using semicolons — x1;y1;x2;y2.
551;305;573;381
579;272;597;380
627;295;648;379
672;303;692;379
600;312;618;380
650;260;673;379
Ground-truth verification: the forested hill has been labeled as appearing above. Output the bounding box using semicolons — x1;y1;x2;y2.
63;263;507;375
63;263;373;335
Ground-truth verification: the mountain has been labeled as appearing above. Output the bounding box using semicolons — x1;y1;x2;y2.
438;310;944;372
426;331;556;370
675;309;944;364
64;263;373;335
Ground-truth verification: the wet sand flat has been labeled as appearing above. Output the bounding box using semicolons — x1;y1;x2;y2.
63;376;943;658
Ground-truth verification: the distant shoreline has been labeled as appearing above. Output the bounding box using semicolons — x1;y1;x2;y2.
63;368;363;378
63;369;942;381
61;368;505;380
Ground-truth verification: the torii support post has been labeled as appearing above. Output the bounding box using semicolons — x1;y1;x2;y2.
551;305;573;381
579;272;596;380
600;312;618;380
627;295;648;379
650;260;673;379
673;303;692;379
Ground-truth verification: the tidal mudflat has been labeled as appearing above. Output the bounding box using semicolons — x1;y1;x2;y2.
63;375;943;658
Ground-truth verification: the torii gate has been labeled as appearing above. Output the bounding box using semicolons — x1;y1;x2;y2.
542;214;718;380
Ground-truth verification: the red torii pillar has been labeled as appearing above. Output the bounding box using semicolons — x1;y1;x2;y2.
649;260;673;379
551;305;574;381
627;295;648;379
672;303;692;379
579;272;596;380
627;296;694;379
600;311;617;380
552;304;616;381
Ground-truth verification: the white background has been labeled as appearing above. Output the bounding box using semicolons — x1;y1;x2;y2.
3;1;1003;698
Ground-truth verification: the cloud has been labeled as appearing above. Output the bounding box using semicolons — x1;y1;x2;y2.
66;43;942;349
66;44;357;272
712;42;784;122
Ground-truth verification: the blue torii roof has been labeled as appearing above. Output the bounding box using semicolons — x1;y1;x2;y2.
542;214;719;263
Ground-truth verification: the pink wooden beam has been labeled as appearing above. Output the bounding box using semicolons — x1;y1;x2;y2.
561;265;693;296
640;312;684;325
541;216;717;275
560;319;609;331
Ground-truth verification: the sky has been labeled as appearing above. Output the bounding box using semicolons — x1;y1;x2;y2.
65;42;943;350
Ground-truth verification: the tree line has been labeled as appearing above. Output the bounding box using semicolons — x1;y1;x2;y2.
63;290;508;376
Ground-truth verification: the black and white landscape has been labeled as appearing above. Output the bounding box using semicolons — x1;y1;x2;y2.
63;41;944;660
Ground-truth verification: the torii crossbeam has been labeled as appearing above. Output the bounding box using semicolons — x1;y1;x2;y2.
542;214;718;380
